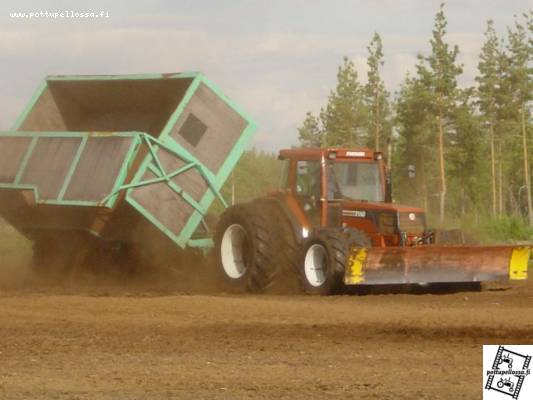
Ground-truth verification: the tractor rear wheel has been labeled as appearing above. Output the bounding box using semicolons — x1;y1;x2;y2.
214;204;276;292
300;228;369;295
248;198;300;291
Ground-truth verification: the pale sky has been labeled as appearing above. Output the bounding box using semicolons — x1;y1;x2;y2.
0;0;530;151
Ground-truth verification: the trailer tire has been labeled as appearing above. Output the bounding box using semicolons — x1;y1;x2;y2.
214;205;275;292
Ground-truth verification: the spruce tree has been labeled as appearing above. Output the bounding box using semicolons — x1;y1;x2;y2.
297;112;324;147
506;14;533;224
476;20;501;217
420;3;463;222
320;57;367;146
364;33;390;151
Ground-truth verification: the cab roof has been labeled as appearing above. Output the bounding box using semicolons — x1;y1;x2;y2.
278;147;381;161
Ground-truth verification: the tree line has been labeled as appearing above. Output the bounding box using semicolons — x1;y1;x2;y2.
297;4;532;226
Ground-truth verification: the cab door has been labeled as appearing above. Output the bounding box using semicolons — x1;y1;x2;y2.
292;160;321;228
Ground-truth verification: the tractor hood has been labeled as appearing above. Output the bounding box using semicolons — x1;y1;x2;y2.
340;200;426;235
340;200;424;215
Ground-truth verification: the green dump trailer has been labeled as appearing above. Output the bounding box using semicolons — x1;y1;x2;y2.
0;73;256;261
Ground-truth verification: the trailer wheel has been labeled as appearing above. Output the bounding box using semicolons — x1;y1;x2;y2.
300;228;369;295
214;205;275;292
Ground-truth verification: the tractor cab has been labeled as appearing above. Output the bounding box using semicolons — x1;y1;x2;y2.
277;148;426;247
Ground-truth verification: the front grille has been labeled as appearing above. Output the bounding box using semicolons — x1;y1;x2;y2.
378;212;396;234
398;212;425;234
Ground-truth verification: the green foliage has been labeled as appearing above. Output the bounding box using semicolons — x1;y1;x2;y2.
465;215;533;243
298;112;323;147
393;74;436;208
321;57;368;146
364;33;391;151
447;88;489;215
476;20;500;122
296;56;369;148
209;149;282;216
424;3;463;109
294;3;532;239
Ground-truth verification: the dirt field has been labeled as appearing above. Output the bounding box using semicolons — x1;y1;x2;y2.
0;277;532;399
0;225;532;399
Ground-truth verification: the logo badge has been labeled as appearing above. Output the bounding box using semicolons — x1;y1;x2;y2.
342;210;366;218
484;345;532;399
408;213;416;221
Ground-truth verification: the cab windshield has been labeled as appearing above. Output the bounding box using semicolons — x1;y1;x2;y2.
327;161;384;202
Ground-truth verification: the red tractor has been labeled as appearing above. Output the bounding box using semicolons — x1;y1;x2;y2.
214;148;530;295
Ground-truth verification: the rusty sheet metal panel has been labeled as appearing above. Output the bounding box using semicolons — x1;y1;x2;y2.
19;78;192;137
20;136;83;199
168;82;247;174
157;148;208;202
17;87;68;132
63;136;137;202
129;169;195;237
0;133;140;207
0;136;32;182
124;74;256;247
345;245;530;285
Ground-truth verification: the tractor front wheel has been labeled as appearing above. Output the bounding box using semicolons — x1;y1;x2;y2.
300;228;370;295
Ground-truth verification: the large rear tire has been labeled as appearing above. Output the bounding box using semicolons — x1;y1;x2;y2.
214;205;276;293
300;228;370;295
248;199;300;292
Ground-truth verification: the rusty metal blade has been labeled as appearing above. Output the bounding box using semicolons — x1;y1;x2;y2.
345;245;530;285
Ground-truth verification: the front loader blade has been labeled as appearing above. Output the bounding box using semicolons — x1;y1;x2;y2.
345;245;530;285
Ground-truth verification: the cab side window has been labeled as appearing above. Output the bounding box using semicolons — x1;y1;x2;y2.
296;161;321;199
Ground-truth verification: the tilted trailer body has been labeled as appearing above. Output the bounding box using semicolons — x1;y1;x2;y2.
0;72;529;294
0;73;255;251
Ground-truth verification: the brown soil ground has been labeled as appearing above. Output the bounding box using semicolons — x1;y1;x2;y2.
0;225;532;399
0;275;532;399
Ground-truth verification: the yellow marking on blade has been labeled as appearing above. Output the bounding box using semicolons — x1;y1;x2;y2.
345;248;367;284
509;247;530;280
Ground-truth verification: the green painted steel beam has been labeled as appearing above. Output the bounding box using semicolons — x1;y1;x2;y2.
2;131;140;138
104;134;142;208
57;135;88;201
146;163;206;214
126;196;186;247
2;72;258;251
10;81;47;131
1;131;143;209
0;184;39;204
46;72;200;81
14;135;38;184
187;238;214;248
158;74;203;141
